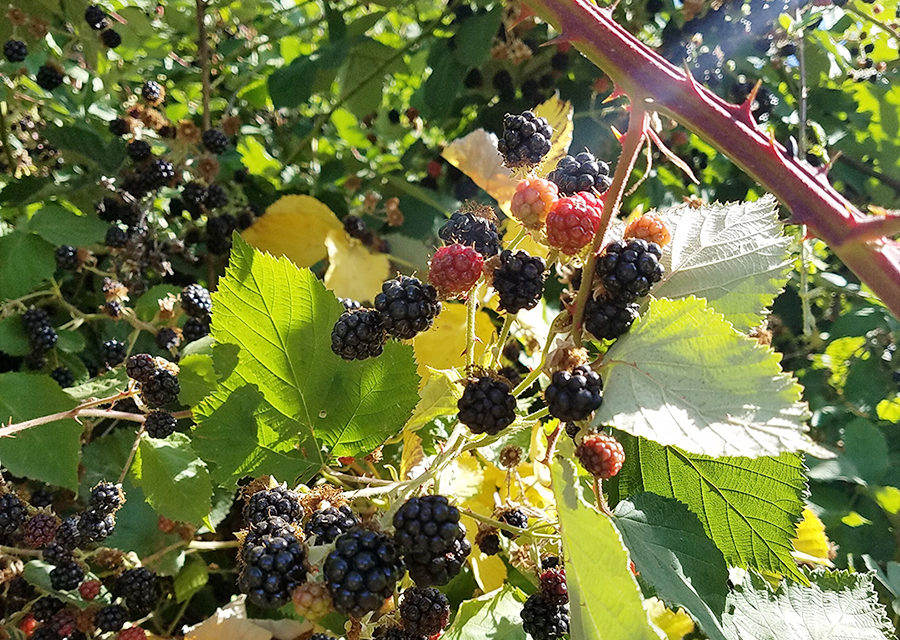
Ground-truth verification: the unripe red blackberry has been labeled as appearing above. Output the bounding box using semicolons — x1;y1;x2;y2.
539;566;567;604
544;365;603;422
79;580;101;601
374;275;441;340
399;586;450;636
457;375;517;435
23;513;59;548
497;111;553;168
429;244;484;297
545;192;604;255
291;581;333;619
575;433;625;479
623;213;671;247
510;178;558;230
144;410;177;438
119;627;148;640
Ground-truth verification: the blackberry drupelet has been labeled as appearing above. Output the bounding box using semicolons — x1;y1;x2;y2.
31;596;64;622
90;482;124;515
183;316;211;342
498;508;528;538
304;505;359;545
144;411;177;439
55;245;78;270
114;568;160;614
331;308;387;360
583;295;639;341
547;151;611;196
237;518;308;609
457;376;516;435
594;238;664;303
393;495;470;586
493;250;546;313
323;527;404;618
496;111;552;168
374;275;441;340
125;354;156;383
399;586;450;636
544;365;603;422
3;39;27;63
201;129;229;154
101;29;122;48
521;593;569;640
242;486;302;526
339;298;361;311
84;5;108;29
50;560;85;591
205;183;228;209
95;604;127;632
0;493;27;535
102;339;127;366
438;211;500;258
140;369;180;408
180;284;212;317
126;140;152;162
155;327;180;351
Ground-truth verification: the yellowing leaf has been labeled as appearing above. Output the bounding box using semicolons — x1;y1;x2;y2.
874;486;900;515
442;129;519;208
242;195;342;267
533;95;574;176
877;396;900;422
644;598;695;640
471;551;508;593
406;368;463;427
841;511;871;527
323;231;390;302
412;302;495;380
791;508;833;567
502;217;549;259
399;429;425;480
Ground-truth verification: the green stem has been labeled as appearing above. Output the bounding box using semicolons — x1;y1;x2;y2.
492;313;516;368
466;288;478;368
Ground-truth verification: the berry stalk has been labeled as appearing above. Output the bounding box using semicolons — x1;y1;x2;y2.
571;107;648;346
525;0;900;320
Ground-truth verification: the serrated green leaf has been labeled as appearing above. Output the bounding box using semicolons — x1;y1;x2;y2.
28;202;108;247
636;439;809;583
0;231;55;301
133;433;212;524
64;369;129;403
594;297;820;458
195;236;419;462
551;451;663;640
723;570;897;640
0;314;30;356
178;353;218;407
614;493;730;640
654;196;791;331
0;373;82;489
442;584;528;640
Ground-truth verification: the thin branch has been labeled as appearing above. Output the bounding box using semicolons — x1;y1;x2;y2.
196;0;211;130
1;390;135;439
465;288;478;368
119;426;144;484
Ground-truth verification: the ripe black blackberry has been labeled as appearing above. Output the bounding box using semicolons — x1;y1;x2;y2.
84;5;108;29
23;513;59;548
114;567;160;614
77;509;116;543
399;586;450;636
109;118;130;136
206;214;236;254
304;505;359;545
48;366;73;389
584;295;639;341
36;64;64;91
202;128;229;154
141;80;164;105
42;542;72;566
55;245;78;270
478;531;500;555
374;275;441;340
464;68;483;88
144;410;177;438
497;111;552;168
544;365;603;422
438;210;500;258
28;324;58;353
101;29;122;48
323;527;405;618
183;316;211;342
50;560;85;591
393;495;471;586
143;158;175;190
343;215;367;239
102;338;127;366
594;238;664;303
3;39;27;63
493;250;546;313
23;351;47;370
180;284;212;317
155;327;180;350
55;515;82;551
23;307;49;331
242;486;302;526
547;151;612;196
95;604;127;632
237;519;308;609
331;308;387;360
498;508;528;538
31;596;64;622
140;369;180;408
90;482;124;515
125;353;156;383
0;493;27;535
308;635;339;640
105;225;128;248
30;489;54;508
205;183;228;209
126;140;152;162
521;593;569;640
97;196;123;222
104;300;123;318
457;376;516;435
182;181;207;214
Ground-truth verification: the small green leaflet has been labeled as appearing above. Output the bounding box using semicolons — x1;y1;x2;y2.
132;433;212;524
594;297;824;459
442;585;528;640
723;570;897;640
653;196;791;332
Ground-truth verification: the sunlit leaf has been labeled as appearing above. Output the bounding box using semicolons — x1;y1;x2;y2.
323;230;390;302
241;195;342;267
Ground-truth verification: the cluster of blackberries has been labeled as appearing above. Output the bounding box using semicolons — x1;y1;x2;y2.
331;275;441;360
180;283;213;343
547;151;612;196
521;564;569;640
21;307;58;371
497;111;553;168
585;237;664;341
125;354;181;435
84;5;121;48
